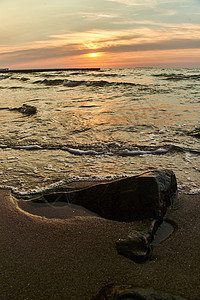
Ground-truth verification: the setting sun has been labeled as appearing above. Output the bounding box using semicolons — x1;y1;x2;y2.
88;53;99;58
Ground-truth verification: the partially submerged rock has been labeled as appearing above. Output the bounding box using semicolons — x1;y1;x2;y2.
92;284;188;300
32;169;177;222
10;104;37;115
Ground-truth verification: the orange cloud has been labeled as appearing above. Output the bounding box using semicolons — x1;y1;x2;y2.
1;23;200;68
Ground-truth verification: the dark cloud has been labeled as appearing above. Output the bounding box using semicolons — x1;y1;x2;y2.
99;38;200;52
0;44;85;61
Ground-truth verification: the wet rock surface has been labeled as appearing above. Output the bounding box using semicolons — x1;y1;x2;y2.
116;230;152;263
115;218;176;263
10;104;37;115
32;169;177;222
92;284;188;300
0;104;37;115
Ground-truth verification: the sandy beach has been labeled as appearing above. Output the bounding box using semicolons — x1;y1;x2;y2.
0;188;199;300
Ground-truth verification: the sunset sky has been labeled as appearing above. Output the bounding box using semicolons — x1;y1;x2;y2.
0;0;200;68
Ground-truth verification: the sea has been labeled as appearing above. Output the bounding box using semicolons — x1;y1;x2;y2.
0;68;199;196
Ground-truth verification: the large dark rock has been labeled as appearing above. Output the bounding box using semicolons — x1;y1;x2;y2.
91;284;188;300
116;230;152;263
33;169;177;222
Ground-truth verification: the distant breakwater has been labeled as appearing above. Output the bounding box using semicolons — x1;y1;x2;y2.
0;68;101;73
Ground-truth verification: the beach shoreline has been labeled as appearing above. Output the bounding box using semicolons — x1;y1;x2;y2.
0;188;199;300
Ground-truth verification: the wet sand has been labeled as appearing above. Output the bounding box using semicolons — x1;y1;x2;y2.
0;188;199;300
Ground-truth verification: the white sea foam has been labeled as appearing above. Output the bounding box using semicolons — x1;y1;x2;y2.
188;188;200;195
5;173;128;196
63;80;82;87
120;148;169;156
7;157;19;161
10;145;43;150
66;147;103;156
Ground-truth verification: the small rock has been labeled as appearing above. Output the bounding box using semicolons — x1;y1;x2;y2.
10;104;37;115
18;104;37;115
116;230;152;263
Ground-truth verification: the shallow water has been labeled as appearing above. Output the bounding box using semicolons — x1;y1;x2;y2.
152;220;175;245
0;68;199;195
18;200;100;219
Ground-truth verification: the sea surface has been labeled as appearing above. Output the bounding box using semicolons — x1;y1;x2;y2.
0;68;199;196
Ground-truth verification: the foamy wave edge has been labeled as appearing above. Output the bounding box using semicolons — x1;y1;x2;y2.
0;143;199;155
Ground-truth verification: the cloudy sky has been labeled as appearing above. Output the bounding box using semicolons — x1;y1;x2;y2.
0;0;200;68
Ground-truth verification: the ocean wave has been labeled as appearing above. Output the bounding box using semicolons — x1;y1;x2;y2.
63;80;84;87
0;142;199;156
117;148;169;156
89;73;125;77
33;79;64;86
15;77;30;82
8;173;129;198
153;73;200;81
187;127;200;138
9;86;25;89
33;78;142;88
0;75;9;80
6;172;200;199
86;80;116;87
67;71;121;77
65;147;104;155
